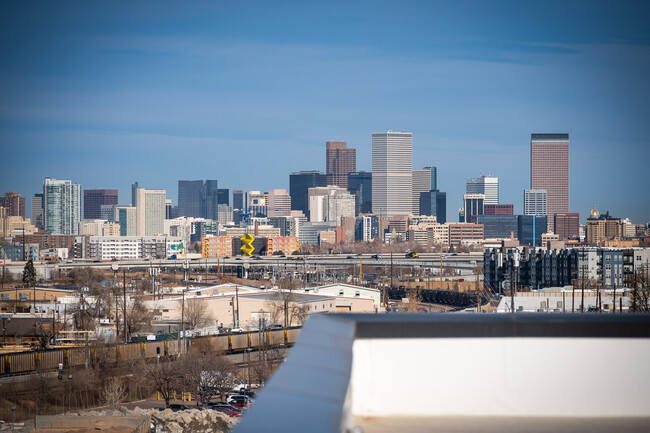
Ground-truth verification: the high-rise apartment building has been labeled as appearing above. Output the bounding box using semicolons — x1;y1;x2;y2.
524;189;547;217
412;167;432;216
290;170;327;219
326;141;356;188
466;175;499;204
372;131;413;217
463;194;485;223
531;133;569;216
347;171;372;215
31;193;44;229
135;188;166;236
43;178;81;235
83;189;118;220
1;192;25;218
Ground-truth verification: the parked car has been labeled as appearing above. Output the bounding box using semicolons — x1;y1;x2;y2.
229;327;245;334
232;381;250;392
168;403;191;412
227;394;253;408
208;402;242;417
239;389;256;399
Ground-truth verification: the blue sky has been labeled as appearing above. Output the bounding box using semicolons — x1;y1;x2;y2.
1;1;649;223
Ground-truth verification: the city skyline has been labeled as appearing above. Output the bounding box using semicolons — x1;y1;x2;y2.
1;2;649;223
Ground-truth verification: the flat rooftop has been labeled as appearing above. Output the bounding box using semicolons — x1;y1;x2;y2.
235;314;650;433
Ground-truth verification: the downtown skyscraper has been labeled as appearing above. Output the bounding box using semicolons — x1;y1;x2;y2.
466;175;499;204
177;180;219;220
326;141;356;189
531;134;569;216
372;131;413;217
83;189;118;220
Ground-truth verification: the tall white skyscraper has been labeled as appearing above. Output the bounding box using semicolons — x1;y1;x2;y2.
466;175;499;204
43;178;81;235
412;167;432;216
136;188;166;236
372;131;413;217
524;189;547;217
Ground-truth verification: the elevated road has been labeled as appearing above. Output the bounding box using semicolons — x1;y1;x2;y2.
3;252;483;280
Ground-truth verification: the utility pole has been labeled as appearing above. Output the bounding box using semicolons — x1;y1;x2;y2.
581;266;585;313
231;296;236;328
611;268;616;313
390;252;393;289
181;285;186;354
123;267;127;343
439;243;443;291
182;261;188;354
513;268;517;313
359;257;362;285
235;285;240;326
258;317;262;362
475;264;480;313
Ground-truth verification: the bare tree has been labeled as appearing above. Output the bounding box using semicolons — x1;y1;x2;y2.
33;312;55;349
69;267;104;289
269;277;310;327
142;356;182;408
179;351;236;406
183;299;209;330
250;359;276;386
400;289;422;312
101;377;125;408
629;265;650;312
126;296;153;336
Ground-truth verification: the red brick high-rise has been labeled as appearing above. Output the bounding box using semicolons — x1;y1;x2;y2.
326;141;356;189
553;212;580;240
1;191;25;217
484;204;514;215
531;134;569;217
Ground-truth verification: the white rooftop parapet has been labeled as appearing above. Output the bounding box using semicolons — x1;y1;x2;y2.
235;314;650;432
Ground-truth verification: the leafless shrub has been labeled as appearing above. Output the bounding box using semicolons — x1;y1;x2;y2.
101;377;125;408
